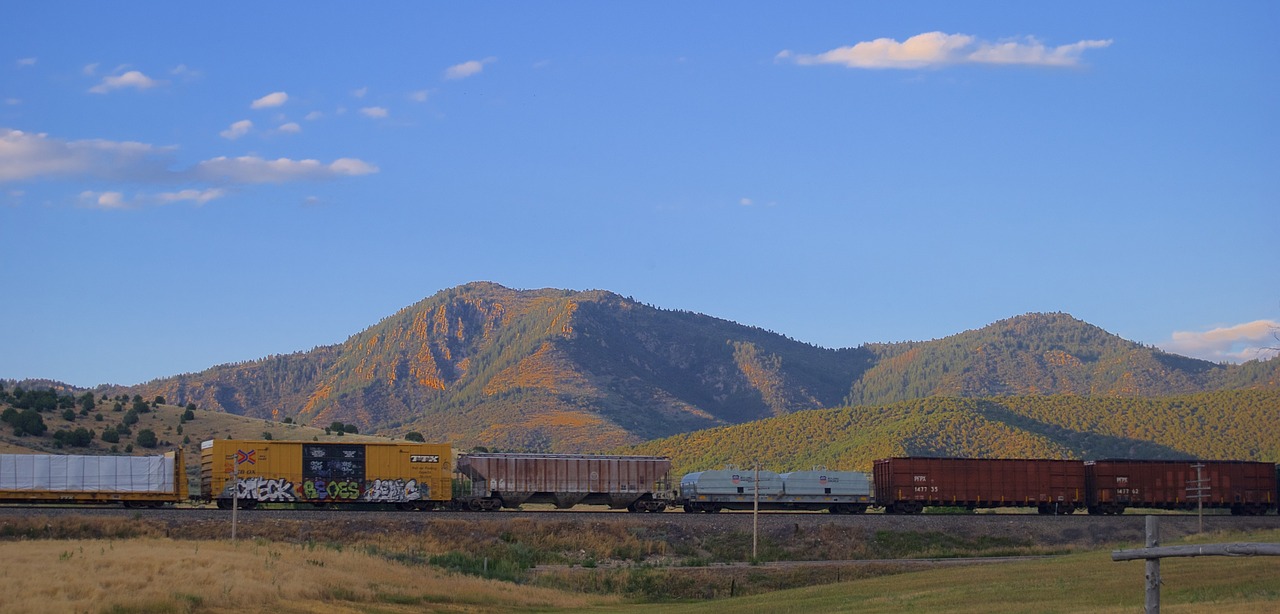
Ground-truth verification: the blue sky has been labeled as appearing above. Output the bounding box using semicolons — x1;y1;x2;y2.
2;3;1277;387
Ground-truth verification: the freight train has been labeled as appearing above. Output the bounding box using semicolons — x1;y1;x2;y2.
1;441;1276;516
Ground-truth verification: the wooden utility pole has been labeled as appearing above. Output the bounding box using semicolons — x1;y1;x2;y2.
231;457;240;542
1187;463;1208;533
752;463;759;561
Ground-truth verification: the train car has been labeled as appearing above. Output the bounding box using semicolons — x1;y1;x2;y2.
679;468;872;513
1085;459;1277;516
874;457;1085;514
200;439;453;510
454;453;672;511
0;450;187;507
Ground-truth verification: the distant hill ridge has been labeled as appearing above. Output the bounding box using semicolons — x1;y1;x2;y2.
27;282;1278;452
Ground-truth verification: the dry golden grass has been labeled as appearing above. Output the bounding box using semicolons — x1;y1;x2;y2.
0;537;616;614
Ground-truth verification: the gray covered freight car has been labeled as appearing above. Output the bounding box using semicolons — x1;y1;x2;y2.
455;453;672;511
679;468;871;513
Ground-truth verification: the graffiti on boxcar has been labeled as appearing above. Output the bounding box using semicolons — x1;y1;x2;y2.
361;478;423;502
229;477;297;502
301;478;362;501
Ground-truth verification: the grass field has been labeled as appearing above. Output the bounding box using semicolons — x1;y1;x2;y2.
598;544;1280;614
0;517;1274;613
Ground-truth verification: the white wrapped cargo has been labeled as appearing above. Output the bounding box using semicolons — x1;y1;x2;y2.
679;469;783;496
780;470;871;497
0;453;175;493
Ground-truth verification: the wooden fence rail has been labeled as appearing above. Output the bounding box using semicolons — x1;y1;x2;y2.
1111;515;1280;614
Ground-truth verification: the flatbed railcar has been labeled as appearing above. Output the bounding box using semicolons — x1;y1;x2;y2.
1085;459;1276;516
200;439;453;510
874;457;1086;514
0;450;187;507
678;468;872;514
454;452;672;511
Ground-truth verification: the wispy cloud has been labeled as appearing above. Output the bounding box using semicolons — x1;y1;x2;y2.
89;70;162;93
1;128;171;182
155;187;226;205
409;90;430;102
445;57;496;80
2;128;378;203
251;91;289;109
277;122;301;134
16;57;37;67
777;32;1112;70
79;187;228;210
360;106;388;119
194;156;378;183
1161;320;1280;363
79;190;128;209
83;63;99;76
219;119;253;140
352;86;368;99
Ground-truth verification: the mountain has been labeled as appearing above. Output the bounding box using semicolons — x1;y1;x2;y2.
86;283;1277;453
625;390;1280;475
845;313;1279;406
122;282;867;451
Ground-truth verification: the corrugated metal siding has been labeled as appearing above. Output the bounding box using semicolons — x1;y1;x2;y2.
201;440;452;504
874;457;1085;508
457;453;671;495
1085;460;1277;508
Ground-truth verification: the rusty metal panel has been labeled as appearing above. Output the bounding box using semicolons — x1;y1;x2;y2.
874;457;1085;510
1086;459;1277;510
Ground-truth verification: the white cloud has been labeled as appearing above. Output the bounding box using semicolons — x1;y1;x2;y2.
1161;320;1280;363
194;156;378;183
155;188;226;205
4;98;19;106
251;91;289;109
304;111;323;121
352;86;368;99
739;198;753;206
409;90;430;102
80;190;128;209
89;70;162;93
219;119;253;140
83;63;99;76
777;32;1112;70
0;128;170;182
445;57;496;80
17;57;36;67
277;122;301;134
170;64;200;80
3;128;377;205
360;106;388;119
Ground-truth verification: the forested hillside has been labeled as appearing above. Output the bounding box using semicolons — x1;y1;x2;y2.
625;390;1280;475
846;313;1279;406
32;283;1274;454
117;283;865;452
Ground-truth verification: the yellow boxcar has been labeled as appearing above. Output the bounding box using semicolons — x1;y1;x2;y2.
200;439;452;509
0;450;187;507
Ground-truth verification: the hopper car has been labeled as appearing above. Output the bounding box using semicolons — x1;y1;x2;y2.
454;452;672;511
